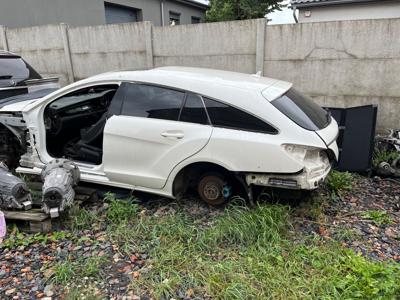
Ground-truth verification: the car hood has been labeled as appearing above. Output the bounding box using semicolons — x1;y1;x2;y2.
0;88;57;111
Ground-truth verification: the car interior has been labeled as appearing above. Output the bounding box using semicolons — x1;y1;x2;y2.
44;84;119;165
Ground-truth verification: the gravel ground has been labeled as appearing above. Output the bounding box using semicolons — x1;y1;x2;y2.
0;175;399;299
293;175;400;262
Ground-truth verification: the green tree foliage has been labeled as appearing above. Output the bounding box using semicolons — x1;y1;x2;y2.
206;0;284;22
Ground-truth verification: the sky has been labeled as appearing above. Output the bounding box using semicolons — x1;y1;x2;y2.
193;0;295;25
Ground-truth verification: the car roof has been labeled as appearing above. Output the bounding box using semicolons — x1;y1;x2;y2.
87;67;292;101
0;50;21;58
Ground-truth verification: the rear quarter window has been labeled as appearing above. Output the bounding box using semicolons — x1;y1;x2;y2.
203;97;277;134
271;88;330;131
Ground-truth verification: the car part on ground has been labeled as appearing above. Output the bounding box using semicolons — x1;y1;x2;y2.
326;104;377;172
0;162;32;210
376;160;400;178
375;129;400;153
41;159;80;218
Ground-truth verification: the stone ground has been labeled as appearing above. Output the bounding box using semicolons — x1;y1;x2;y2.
0;175;399;299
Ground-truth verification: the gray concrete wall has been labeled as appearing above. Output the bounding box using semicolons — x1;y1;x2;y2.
6;24;70;86
153;19;257;73
0;18;399;129
67;22;150;81
297;1;400;23
264;18;400;130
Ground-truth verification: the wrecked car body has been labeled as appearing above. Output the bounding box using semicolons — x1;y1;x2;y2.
0;67;339;205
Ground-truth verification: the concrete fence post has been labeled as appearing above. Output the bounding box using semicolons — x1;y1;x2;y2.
60;23;75;84
255;18;267;75
0;26;9;51
144;21;154;69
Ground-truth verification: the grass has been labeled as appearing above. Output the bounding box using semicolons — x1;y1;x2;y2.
52;256;107;285
326;170;353;195
361;210;393;225
373;148;399;168
104;202;400;299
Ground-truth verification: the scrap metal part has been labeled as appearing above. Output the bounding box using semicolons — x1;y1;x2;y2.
376;158;400;178
41;159;80;218
0;162;32;210
376;129;400;153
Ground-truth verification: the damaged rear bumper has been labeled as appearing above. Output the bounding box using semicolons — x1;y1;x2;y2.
245;163;331;190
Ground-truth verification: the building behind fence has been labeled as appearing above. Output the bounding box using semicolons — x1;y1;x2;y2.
0;18;399;130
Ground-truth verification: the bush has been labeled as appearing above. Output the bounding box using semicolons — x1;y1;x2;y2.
326;170;353;194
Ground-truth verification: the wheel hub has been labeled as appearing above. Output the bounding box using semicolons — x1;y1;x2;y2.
203;182;220;201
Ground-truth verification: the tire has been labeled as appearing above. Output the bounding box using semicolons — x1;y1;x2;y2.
197;174;228;206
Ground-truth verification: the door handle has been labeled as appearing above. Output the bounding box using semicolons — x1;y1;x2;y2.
161;131;184;139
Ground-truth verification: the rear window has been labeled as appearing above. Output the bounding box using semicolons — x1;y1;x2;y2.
271;88;330;131
0;57;41;87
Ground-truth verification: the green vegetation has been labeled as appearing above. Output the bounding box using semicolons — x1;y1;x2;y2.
68;205;99;231
373;148;399;168
326;170;353;195
53;256;107;285
104;202;400;299
361;210;393;225
104;192;139;223
206;0;283;22
0;227;70;249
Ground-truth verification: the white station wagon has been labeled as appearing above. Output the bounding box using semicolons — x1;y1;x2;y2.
0;67;339;205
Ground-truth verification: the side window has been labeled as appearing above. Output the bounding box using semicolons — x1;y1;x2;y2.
179;93;209;125
121;83;184;121
203;97;277;134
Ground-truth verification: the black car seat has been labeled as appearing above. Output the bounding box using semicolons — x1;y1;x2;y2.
73;111;108;164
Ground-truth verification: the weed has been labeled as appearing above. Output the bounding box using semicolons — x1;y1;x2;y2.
105;193;139;223
1;227;70;249
361;210;393;225
326;170;353;195
53;260;76;285
69;205;98;231
373;148;399;168
52;256;107;285
64;288;103;300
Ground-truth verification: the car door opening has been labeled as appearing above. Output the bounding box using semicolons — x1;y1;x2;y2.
44;84;119;165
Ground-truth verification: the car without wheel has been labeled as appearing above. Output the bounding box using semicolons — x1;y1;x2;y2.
0;67;339;205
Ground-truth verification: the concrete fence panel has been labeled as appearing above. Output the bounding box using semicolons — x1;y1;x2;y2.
6;24;69;85
68;22;149;81
153;19;258;74
264;19;400;130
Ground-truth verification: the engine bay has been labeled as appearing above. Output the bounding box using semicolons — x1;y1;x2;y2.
44;85;118;165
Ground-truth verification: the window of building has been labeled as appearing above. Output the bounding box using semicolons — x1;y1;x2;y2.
121;83;185;121
104;2;142;24
179;93;209;125
203;97;277;134
191;16;201;24
169;11;181;25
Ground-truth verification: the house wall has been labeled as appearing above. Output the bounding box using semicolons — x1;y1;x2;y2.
1;18;399;130
0;0;205;28
163;1;206;25
297;1;400;23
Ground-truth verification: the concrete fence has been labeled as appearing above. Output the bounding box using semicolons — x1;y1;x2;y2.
1;18;399;130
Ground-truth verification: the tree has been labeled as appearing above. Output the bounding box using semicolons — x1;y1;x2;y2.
206;0;284;22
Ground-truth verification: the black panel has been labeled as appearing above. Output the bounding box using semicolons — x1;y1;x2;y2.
325;105;377;172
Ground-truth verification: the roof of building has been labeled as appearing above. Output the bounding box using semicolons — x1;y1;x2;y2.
178;0;210;9
291;0;382;8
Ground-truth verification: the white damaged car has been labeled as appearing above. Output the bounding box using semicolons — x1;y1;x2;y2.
0;67;338;205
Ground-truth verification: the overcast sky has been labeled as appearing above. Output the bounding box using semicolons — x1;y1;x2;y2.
193;0;295;24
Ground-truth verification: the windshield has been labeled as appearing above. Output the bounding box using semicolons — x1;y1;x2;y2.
271;88;330;131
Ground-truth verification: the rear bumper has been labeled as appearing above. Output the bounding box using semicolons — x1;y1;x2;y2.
245;162;331;190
